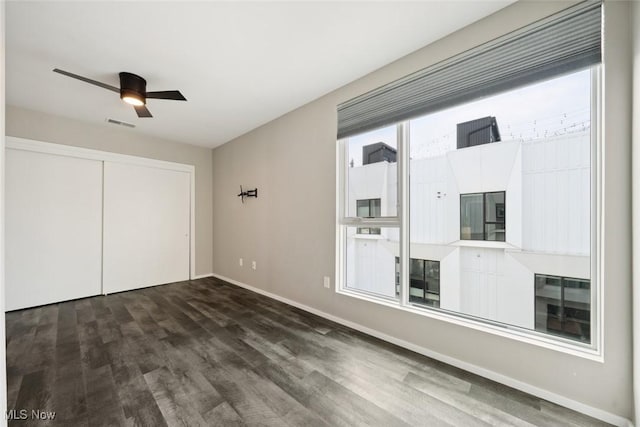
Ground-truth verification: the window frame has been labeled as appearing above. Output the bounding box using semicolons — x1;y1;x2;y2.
534;273;591;343
338;123;407;306
336;67;603;362
409;258;441;308
459;191;506;242
356;198;382;235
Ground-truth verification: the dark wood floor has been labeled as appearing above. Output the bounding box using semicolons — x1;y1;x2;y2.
6;277;610;426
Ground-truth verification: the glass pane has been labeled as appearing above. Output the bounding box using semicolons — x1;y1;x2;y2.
370;199;382;217
405;69;592;343
347;125;397;218
356;199;382;235
395;257;400;297
535;276;562;336
410;258;424;282
535;275;590;343
485;223;505;242
356;200;370;217
485;192;505;223
407;258;440;308
565;278;590;290
425;260;440;294
535;275;562;331
357;227;381;235
460;194;484;240
485;192;505;242
345;226;399;299
562;278;591;342
408;260;425;303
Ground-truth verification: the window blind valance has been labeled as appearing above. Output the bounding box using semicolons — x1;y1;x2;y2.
337;1;602;139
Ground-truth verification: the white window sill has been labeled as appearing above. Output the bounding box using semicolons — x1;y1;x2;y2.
336;286;602;362
451;240;516;249
353;234;384;240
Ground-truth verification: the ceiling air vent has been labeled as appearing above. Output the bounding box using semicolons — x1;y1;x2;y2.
106;118;135;128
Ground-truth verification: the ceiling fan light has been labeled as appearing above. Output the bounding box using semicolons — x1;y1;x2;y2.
122;94;144;106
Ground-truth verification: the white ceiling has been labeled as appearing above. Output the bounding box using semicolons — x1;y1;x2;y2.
6;1;514;149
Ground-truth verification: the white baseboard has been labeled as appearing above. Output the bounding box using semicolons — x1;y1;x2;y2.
192;273;214;280
209;273;632;427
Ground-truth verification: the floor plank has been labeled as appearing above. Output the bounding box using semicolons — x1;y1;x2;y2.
5;277;612;426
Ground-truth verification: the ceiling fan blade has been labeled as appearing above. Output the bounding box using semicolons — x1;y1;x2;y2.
53;68;120;93
146;90;187;101
134;105;153;118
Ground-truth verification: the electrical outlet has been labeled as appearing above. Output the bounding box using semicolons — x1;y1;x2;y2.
323;276;331;289
239;258;243;267
252;261;257;270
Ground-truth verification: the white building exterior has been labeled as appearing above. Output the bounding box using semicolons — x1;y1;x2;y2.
346;130;591;335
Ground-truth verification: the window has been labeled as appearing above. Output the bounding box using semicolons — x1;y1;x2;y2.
409;259;440;307
460;192;505;242
345;226;399;299
460;194;483;240
337;2;601;354
346;125;397;219
343;125;399;299
356;199;381;235
535;274;590;343
396;257;440;308
342;69;595;351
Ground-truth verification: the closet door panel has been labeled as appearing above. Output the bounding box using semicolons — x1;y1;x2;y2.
103;161;190;294
5;149;103;310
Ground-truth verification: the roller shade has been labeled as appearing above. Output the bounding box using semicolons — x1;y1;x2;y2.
337;1;602;139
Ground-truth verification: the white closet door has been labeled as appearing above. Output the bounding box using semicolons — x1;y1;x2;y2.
103;161;190;294
5;149;103;310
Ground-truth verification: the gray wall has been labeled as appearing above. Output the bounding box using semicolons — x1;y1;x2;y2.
1;1;7;425
631;1;640;424
212;0;633;419
6;105;214;277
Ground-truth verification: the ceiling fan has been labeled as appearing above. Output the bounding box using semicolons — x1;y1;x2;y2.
53;68;187;118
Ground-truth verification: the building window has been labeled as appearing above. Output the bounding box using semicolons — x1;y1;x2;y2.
356;198;381;235
395;257;400;296
460;191;505;242
409;259;440;307
535;274;590;343
395;257;440;307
